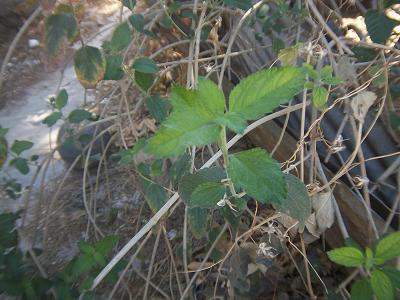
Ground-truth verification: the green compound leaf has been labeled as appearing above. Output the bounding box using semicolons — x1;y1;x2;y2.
45;13;77;56
11;140;34;155
188;207;209;239
104;55;124;80
371;269;394;300
312;86;328;109
350;279;373;300
42;111;62;127
374;231;400;264
146;78;225;157
131;57;159;74
365;10;398;44
107;22;132;53
229;67;305;120
74;46;106;88
68;109;92;123
179;167;226;205
146;95;169;123
327;247;365;267
274;174;311;231
228;148;286;205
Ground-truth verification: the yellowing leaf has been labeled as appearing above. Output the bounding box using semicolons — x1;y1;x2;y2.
45;12;77;56
74;46;106;88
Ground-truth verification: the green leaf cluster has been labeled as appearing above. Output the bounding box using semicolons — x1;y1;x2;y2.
303;64;342;109
146;67;304;157
327;231;400;300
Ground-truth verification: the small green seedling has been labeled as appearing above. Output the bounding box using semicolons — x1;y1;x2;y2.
327;231;400;300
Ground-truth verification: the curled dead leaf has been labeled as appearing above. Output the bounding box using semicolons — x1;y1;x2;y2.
350;91;377;123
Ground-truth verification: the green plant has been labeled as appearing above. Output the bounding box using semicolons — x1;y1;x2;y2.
118;66;313;240
327;231;400;300
0;211;123;300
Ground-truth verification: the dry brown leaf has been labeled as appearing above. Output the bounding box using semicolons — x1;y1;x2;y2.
350;91;377;123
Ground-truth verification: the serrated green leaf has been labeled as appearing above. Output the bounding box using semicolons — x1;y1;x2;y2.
179;167;226;204
320;65;333;79
274;174;311;231
322;76;343;85
382;267;400;288
146;95;169;123
55;89;68;110
223;0;252;10
107;22;132;53
74;46;106;88
327;247;365;267
11;140;34;155
129;14;145;32
229;67;305;120
216;112;247;134
302;63;319;79
375;231;400;263
228;148;286;204
45;13;77;56
104;55;124;80
68;109;92;123
170;153;191;187
371;269;394;300
350;279;373;300
42;111;62;127
131;57;159;74
143;182;167;214
134;70;155;91
365;10;397;44
312;86;328;109
146;78;225;157
188;207;209;239
94;235;119;257
189;182;226;208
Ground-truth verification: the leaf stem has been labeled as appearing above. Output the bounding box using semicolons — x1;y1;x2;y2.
218;126;237;197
